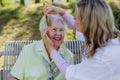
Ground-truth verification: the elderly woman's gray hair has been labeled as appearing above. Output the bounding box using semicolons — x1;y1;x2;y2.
39;14;67;31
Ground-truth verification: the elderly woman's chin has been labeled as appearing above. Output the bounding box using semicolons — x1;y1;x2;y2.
53;38;64;50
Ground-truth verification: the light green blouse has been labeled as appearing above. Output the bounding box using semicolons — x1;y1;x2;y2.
10;40;74;80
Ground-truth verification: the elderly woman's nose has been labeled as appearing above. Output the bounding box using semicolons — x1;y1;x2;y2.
56;31;63;35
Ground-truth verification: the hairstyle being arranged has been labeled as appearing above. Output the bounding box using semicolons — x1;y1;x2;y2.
39;14;67;31
76;0;120;56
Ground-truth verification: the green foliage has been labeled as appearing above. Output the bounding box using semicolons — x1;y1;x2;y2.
0;0;12;7
109;2;120;30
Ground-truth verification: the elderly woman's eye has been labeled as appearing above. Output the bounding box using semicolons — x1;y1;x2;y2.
52;29;56;31
51;29;56;32
60;29;64;32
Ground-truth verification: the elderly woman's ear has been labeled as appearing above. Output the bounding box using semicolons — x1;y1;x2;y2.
40;28;47;39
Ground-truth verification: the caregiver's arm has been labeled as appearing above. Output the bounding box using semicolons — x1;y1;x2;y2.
62;12;76;32
50;49;69;75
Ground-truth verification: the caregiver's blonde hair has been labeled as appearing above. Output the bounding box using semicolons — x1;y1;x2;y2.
76;0;120;56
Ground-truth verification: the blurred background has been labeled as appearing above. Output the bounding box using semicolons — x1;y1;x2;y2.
0;0;120;68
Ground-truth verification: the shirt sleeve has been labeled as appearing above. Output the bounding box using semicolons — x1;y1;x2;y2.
10;46;27;80
66;57;111;80
50;49;69;75
62;12;76;32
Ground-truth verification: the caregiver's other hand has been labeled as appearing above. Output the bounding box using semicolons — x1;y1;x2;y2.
41;28;55;54
43;3;66;16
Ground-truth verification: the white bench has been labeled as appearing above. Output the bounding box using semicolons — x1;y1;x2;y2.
3;40;83;80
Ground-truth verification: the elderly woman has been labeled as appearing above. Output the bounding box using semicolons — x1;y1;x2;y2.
7;14;74;80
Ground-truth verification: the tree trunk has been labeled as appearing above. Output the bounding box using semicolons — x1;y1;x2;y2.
66;0;69;2
24;0;30;5
20;0;25;5
52;0;53;3
35;0;40;3
0;0;4;6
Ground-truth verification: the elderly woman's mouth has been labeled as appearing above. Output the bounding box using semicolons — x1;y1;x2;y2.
53;37;62;41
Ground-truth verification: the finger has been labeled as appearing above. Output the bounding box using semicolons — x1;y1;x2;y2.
45;1;50;5
45;8;57;15
41;29;51;45
43;1;50;6
44;4;56;15
43;1;50;11
43;5;51;15
43;6;47;15
41;29;47;39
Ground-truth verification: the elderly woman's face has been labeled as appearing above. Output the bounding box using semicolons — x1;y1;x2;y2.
47;19;64;49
